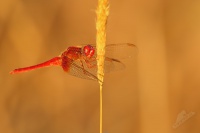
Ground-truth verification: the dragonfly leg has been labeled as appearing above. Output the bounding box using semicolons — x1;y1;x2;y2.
76;60;101;82
79;60;86;72
84;57;105;83
84;57;97;68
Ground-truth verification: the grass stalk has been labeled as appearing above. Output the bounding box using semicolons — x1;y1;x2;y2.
96;0;109;133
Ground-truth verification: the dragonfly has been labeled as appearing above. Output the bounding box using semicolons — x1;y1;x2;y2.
10;43;136;82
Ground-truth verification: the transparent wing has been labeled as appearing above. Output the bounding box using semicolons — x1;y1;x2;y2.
67;59;99;81
91;43;137;60
92;43;136;72
66;57;125;81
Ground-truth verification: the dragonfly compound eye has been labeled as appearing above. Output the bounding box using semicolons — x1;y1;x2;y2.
84;45;95;58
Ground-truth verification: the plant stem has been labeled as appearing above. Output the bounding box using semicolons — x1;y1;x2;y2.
96;0;109;133
100;85;103;133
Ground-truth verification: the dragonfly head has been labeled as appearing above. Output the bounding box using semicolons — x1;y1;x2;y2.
83;45;95;58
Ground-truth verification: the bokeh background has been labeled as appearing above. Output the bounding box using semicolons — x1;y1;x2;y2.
1;0;200;133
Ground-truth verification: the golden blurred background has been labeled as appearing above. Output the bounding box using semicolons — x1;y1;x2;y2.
1;0;200;133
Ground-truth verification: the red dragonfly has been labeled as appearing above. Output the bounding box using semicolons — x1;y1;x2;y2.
10;43;136;82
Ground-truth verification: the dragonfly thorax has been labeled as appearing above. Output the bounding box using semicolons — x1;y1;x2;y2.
61;46;82;60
